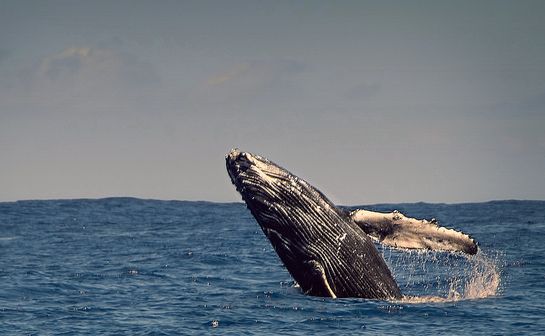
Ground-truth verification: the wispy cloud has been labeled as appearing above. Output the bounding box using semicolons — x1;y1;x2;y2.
206;59;306;87
0;45;163;122
199;59;308;107
39;47;92;80
36;46;160;87
207;64;250;86
5;46;159;112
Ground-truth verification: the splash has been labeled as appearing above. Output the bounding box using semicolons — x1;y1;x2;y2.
461;251;501;300
380;246;502;304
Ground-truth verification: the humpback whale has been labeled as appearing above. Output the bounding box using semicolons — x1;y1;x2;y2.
226;149;477;299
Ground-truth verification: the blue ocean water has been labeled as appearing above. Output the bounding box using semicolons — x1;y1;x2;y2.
1;199;544;335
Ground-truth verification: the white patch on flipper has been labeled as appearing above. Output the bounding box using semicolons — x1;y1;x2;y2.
350;209;478;254
321;272;336;298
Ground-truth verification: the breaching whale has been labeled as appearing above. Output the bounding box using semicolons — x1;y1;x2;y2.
226;149;477;299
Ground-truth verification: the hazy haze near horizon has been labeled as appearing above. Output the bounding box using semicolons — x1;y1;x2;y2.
1;1;545;204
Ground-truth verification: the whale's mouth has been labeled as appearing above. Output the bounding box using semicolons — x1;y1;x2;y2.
225;148;247;187
226;149;280;209
226;149;292;198
226;149;265;190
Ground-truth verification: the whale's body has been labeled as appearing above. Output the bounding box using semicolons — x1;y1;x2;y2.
226;149;402;299
226;149;477;299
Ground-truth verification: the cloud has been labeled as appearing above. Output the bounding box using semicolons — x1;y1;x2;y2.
36;46;160;87
8;46;161;113
206;59;306;86
200;59;308;105
0;45;164;127
207;64;250;86
40;47;91;80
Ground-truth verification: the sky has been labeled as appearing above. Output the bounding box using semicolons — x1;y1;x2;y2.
1;0;545;204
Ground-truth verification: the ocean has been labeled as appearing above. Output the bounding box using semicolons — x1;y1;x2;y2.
1;199;544;335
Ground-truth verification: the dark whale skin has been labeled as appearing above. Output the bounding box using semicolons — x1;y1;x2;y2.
226;149;402;300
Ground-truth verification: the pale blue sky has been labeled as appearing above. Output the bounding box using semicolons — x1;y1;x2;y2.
1;1;544;204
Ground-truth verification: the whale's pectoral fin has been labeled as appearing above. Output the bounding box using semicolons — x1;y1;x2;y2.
349;209;478;255
302;260;337;298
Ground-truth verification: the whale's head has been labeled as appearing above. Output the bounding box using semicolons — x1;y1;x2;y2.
226;149;345;245
226;148;341;221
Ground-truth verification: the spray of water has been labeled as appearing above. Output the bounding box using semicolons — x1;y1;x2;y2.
460;251;501;299
379;246;502;304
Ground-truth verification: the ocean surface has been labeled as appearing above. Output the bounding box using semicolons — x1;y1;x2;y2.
1;199;544;335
